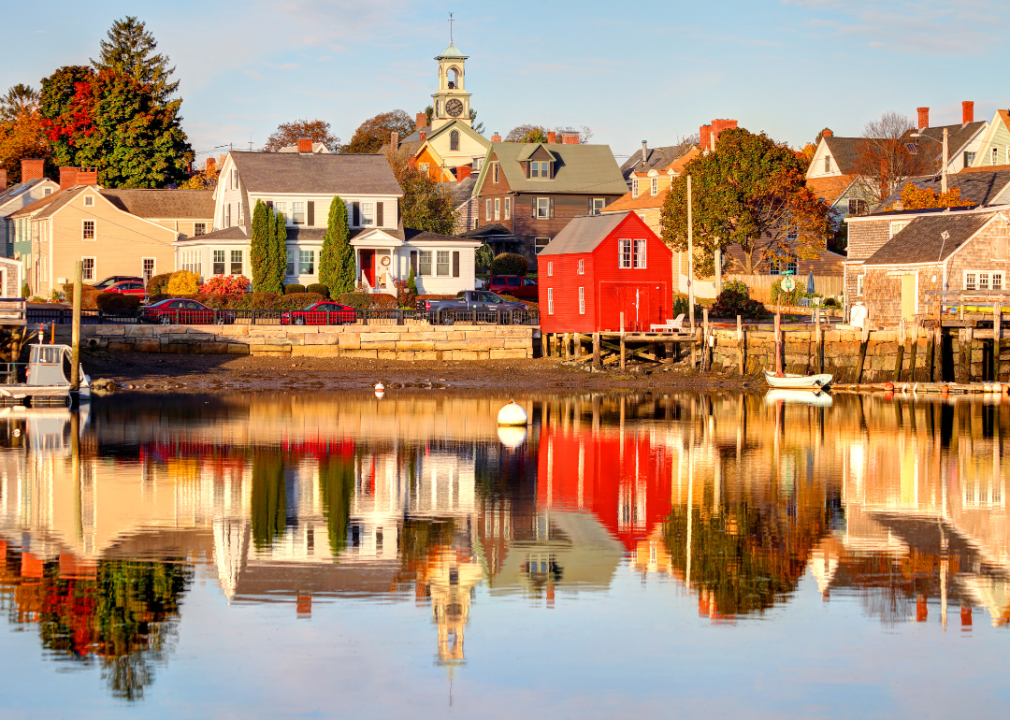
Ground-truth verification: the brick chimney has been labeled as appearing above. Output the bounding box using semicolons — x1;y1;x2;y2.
491;132;501;142
76;167;98;186
711;119;738;148
21;159;44;183
416;112;427;130
822;129;833;138
390;131;399;149
547;131;557;143
420;129;427;142
917;107;929;130
206;157;216;174
0;169;6;191
699;125;712;151
562;132;579;144
457;165;472;183
963;101;974;125
59;167;78;191
641;141;648;164
297;137;313;153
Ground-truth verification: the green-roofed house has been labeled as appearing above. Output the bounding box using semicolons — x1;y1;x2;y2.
470;138;628;270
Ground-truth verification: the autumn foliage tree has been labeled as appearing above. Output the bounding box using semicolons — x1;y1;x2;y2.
264;119;340;152
899;182;975;210
385;147;455;234
660;128;831;275
0;84;52;183
852;111;934;205
180;154;223;189
344;110;415;154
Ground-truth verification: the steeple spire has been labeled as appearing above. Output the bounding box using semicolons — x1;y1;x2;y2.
449;12;454;44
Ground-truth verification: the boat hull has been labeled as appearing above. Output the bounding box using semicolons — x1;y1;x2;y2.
764;370;833;390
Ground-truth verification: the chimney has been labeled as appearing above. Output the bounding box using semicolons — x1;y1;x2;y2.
21;159;44;183
699;125;712;151
457;165;472;183
420;129;427;142
0;169;6;191
822;129;833;138
297;137;313;153
76;168;98;186
641;141;648;165
59;167;78;191
963;101;974;125
408;158;417;169
491;132;501;142
547;131;557;143
562;132;579;144
390;131;399;149
206;157;216;174
416;112;427;130
917;107;929;130
711;119;738;148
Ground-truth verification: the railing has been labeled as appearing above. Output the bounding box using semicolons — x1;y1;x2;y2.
0;298;26;326
26;307;540;327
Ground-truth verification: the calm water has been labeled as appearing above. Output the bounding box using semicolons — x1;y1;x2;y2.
0;390;1008;718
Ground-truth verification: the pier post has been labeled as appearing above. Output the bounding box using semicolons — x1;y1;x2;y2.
815;309;823;374
562;333;570;361
702;308;710;371
996;302;1003;380
856;324;869;383
592;333;601;370
774;311;782;375
894;318;906;382
737;315;745;375
70;261;83;392
927;329;936;382
908;327;918;382
574;333;583;360
620;312;626;371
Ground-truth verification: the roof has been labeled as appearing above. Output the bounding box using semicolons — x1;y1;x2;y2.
862;211;998;265
403;228;478;243
0;179;47;209
908;121;987;158
437;43;467;59
806;175;859;205
606;186;669;213
178;224;407;243
821;137;864;175
619;143;693;181
873;169;1010;212
438;176;476;207
10;186;84;219
538;212;630;256
459;223;513;239
479;142;628;196
102;189;214;219
277;142;331;154
228;151;402;196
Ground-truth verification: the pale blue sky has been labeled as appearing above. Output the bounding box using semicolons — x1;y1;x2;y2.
3;0;1008;164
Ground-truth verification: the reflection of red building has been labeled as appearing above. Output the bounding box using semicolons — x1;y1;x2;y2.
537;427;674;550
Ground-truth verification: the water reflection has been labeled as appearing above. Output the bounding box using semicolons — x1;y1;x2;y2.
0;392;1007;707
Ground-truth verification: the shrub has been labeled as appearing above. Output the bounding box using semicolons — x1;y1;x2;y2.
62;283;100;310
490;252;528;276
338;292;373;312
269;292;326;311
824;297;840;308
166;270;200;296
285;283;306;295
49;289;61;303
393;278;415;308
407;267;418;297
147;273;173;296
711;288;767;319
20;283;30;299
671;294;703;320
476;243;494;269
96;294;142;311
306;283;330;298
722;280;750;297
200;275;250;295
371;293;399;310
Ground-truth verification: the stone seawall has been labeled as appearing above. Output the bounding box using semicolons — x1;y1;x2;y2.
70;324;534;361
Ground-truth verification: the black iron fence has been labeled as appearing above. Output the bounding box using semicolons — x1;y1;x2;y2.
26;306;540;327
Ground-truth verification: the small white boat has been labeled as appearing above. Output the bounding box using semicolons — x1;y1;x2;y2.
0;344;91;406
764;369;833;391
765;389;833;407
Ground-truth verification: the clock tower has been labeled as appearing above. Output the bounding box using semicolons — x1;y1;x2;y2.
431;43;471;131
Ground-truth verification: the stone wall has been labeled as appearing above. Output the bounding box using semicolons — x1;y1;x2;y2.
73;323;534;361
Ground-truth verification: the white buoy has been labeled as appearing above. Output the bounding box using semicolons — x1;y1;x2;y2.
497;426;528;448
12;429;20;437
374;382;385;391
497;400;528;426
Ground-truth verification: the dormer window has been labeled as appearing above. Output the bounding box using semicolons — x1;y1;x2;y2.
650;178;658;196
824;155;831;173
632;178;639;199
530;161;550;179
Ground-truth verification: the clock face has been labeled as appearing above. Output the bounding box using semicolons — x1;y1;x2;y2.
446;99;464;118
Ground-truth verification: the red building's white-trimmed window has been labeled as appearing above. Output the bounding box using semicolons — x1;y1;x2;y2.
578;259;584;275
579;287;585;314
548;288;554;314
548;261;554;277
634;238;647;268
619;239;632;268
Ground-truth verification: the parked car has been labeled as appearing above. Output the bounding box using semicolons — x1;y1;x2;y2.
424;291;528;325
92;276;143;291
102;280;147;298
140;299;233;325
485;275;538;301
280;301;357;326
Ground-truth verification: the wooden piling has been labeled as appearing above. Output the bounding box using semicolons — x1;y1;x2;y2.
702;308;710;371
620;312;626;371
815;309;823;374
592;332;601;370
574;333;583;360
926;332;936;382
855;325;869;383
962;328;973;383
894;319;906;382
70;261;83;393
907;329;918;382
996;302;1003;380
737;315;745;375
774;311;783;375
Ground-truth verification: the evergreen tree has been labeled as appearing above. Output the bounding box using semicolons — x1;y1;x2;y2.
249;200;270;288
93;16;179;103
319;196;355;296
260;210;286;294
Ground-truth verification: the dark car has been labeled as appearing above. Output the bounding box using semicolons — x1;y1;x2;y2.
140;298;233;325
485;275;538;301
424;290;528;325
280;301;357;326
103;280;147;298
93;276;143;291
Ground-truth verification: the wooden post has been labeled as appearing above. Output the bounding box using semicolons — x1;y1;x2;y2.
774;311;782;375
908;328;918;382
962;327;973;383
70;261;83;392
815;308;823;374
737;315;745;375
856;324;869;384
926;332;936;382
687;175;695;335
575;333;583;360
894;318;906;382
592;332;601;370
620;312;626;371
996;302;1003;381
702;308;710;371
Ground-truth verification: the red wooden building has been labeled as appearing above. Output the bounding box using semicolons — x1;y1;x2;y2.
537;211;673;333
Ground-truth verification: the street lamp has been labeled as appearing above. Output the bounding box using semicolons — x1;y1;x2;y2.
910;128;949;195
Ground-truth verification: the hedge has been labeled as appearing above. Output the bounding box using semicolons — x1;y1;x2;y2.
146;273;173;296
285;283;306;295
62;283;101;310
96;294;142;311
306;283;329;298
337;292;398;311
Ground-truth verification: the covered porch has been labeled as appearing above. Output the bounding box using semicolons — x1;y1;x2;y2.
351;229;404;294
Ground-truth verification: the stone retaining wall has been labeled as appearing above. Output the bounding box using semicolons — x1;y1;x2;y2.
72;324;534;361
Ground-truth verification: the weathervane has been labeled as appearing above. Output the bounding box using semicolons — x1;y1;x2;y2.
449;12;454;43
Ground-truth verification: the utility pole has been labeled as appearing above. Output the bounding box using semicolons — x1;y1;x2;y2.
941;127;949;195
70;261;82;392
687;174;695;333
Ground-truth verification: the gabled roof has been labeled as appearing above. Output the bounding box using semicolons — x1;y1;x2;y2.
102;189;214;219
438;176;476;208
413;119;489;150
863;211;999;266
620;143;693;181
476;142;628;196
0;178;53;210
806;175;860;205
538;212;630;255
459;223;513;239
517;143;556;163
229;151;402;196
404;228;478;243
10;186;86;219
909;121;987;159
605;187;669;213
821;137;864;175
873;169;1010;212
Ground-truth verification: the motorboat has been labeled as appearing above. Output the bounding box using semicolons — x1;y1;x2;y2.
0;344;91;406
763;369;833;391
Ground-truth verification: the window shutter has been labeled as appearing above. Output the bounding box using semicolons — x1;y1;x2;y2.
377;202;384;227
353;202;360;226
307;201;315;226
453;251;460;278
410;251;418;275
549;197;555;219
525;162;530;179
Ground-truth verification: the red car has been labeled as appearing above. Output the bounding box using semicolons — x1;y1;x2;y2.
281;301;356;326
485;275;538;301
103;280;147;298
140;298;234;325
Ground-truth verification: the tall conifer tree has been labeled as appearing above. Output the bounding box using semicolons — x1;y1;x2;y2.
250;200;270;287
93;16;179;103
319;196;355;296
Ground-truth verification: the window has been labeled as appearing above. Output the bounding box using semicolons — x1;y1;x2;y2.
536;197;550;219
143;258;156;283
994;273;1004;290
230;250;243;275
530;161;549;179
592;198;605;215
44;188;51;196
436;250;450;276
619;239;633;268
486;199;492;220
361;202;374;226
226;204;231;227
82;257;95;282
239;202;244;223
856;274;864;297
824;155;831;173
450;130;460;151
181;250;200;276
1006;146;1010;164
548;288;554;315
634;238;647;268
890;220;910;238
474;157;483;171
493;163;499;184
419;251;432;276
769;259;798;275
275;201;287;220
195;223;206;236
993;147;999;165
632;178;639;199
504;197;511;220
495;198;500;221
578;259;585;275
84;195;94;207
847;198;867;216
964;151;975;169
536;237;551;254
650;178;658;197
965;272;977;290
980;273;990;290
419;162;429;173
231;169;238;190
548;261;554;277
82;220;95;240
286;248;296;276
213;250;225;275
299;249;315;275
292;201;305;225
579;287;585;314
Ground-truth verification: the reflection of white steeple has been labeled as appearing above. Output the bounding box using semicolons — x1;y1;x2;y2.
807;544;839;595
213;517;250;601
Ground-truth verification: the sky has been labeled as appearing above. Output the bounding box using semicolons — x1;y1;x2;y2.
2;0;1009;165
